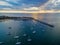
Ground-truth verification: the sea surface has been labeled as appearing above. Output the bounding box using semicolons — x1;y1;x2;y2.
0;13;60;45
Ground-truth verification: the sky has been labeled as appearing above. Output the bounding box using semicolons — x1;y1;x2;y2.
0;0;60;10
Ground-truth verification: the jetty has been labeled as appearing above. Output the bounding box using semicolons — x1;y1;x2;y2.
0;16;54;27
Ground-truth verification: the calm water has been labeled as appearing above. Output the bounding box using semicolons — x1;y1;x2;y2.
0;13;60;45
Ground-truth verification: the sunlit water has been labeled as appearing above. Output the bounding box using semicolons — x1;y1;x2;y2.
0;13;60;45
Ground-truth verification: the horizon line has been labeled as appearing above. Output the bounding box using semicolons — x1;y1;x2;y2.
0;10;60;13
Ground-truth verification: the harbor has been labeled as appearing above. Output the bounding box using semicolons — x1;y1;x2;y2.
0;13;59;45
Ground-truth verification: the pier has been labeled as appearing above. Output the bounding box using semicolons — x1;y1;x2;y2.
0;16;54;27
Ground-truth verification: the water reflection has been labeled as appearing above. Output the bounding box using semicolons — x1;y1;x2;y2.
0;13;60;45
0;17;53;45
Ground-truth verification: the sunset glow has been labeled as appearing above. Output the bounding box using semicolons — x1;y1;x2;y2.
0;10;60;13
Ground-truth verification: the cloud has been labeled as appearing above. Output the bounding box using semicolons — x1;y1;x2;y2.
23;7;39;10
2;8;12;10
41;0;60;10
0;1;13;6
0;0;49;10
6;0;20;3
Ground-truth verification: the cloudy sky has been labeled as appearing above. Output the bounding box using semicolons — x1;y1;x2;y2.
0;0;60;10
